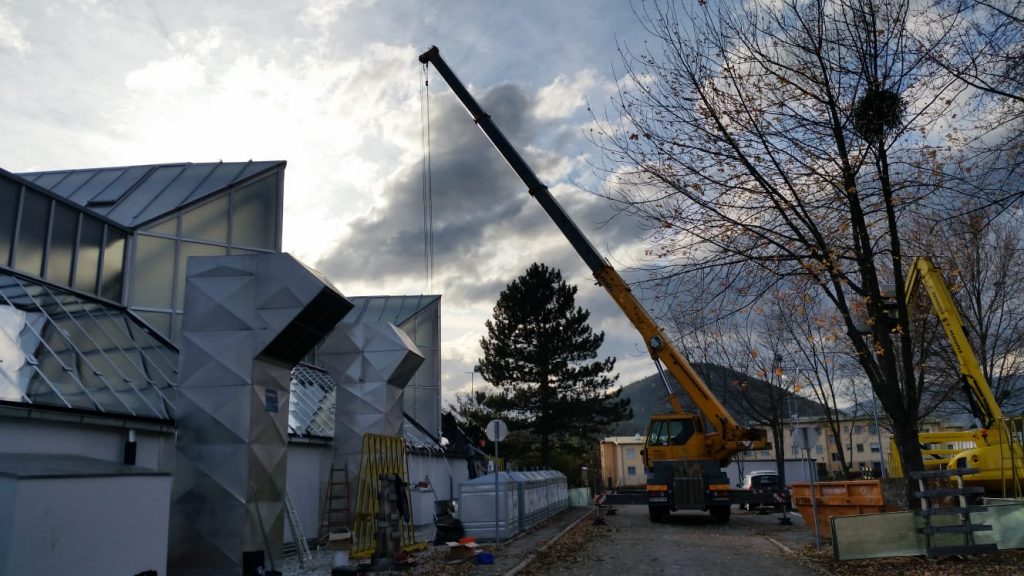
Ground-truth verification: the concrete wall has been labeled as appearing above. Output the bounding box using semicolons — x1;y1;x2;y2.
0;474;172;576
283;440;333;544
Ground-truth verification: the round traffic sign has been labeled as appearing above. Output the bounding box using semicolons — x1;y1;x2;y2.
485;419;508;442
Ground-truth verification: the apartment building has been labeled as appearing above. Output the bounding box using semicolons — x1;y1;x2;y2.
599;435;647;488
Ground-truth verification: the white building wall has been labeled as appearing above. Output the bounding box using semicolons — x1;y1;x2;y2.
0;474;172;576
283;441;333;544
406;452;469;526
0;413;175;472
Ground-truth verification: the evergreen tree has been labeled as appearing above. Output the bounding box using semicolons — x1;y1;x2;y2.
475;262;631;466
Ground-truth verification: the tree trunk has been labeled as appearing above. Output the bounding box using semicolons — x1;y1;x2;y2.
890;419;925;510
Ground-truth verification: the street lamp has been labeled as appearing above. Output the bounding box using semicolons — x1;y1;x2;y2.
467;364;482;396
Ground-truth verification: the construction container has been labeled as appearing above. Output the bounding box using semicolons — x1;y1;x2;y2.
458;469;569;541
790;480;895;539
458;472;520;541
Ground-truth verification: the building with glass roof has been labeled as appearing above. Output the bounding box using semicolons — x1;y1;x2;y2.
0;162;456;576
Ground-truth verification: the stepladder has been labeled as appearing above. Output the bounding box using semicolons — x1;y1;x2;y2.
320;462;352;545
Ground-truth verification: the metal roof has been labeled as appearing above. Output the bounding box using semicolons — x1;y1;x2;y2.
0;273;178;420
341;295;440;326
17;160;284;229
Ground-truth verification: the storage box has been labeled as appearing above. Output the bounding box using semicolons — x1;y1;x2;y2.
445;541;478;561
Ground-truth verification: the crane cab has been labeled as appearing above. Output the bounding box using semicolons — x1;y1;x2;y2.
643;412;707;468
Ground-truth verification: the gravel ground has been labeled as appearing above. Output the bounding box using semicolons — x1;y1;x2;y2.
280;506;595;576
280;505;1024;576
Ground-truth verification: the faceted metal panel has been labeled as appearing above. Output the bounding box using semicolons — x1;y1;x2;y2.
169;253;350;576
317;321;424;501
338;295;442;438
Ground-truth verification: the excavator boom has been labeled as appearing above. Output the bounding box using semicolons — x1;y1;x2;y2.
905;256;1003;429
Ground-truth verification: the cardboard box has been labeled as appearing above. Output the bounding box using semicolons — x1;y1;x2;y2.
445;541;478;561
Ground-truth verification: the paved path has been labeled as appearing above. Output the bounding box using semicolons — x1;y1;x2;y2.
528;505;821;576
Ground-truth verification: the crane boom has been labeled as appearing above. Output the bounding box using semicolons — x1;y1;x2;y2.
419;46;764;460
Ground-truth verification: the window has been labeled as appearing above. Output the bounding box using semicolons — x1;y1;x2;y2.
132;235;176;308
831;452;841;462
0;176;19;266
815;445;824;455
792;446;800;457
856;443;864;453
870;442;881;453
181;195;229;243
626;447;635;459
100;228;126;302
854;425;863;435
232;174;278;249
46;203;78;286
627;466;637;476
73;217;103;293
646;419;696;446
868;423;878;434
15;190;50;277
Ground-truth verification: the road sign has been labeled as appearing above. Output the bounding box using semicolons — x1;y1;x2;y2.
486;419;508;442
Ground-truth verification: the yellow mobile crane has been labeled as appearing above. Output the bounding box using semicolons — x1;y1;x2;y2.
418;46;768;523
893;256;1024;496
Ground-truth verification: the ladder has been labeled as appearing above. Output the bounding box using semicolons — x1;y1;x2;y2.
911;467;996;558
320;462;352;541
284;491;313;564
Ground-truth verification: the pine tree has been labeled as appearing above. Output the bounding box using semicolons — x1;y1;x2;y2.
475;262;631;467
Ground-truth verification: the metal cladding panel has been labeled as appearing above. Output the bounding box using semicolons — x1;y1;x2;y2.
317;320;424;501
324;295;442;437
169;253;350;576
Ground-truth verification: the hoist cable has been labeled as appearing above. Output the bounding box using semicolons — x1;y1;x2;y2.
420;63;435;293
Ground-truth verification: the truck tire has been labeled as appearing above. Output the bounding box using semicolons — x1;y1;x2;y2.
648;505;668;523
709;506;731;523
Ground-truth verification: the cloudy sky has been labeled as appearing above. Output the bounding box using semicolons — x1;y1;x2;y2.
0;0;672;405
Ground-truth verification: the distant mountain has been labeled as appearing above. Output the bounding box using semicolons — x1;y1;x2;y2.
610;362;825;436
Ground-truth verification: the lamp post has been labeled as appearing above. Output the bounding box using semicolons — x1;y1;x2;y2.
467;364;481;396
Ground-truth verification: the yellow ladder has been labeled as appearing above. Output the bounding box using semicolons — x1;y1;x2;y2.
350;433;427;559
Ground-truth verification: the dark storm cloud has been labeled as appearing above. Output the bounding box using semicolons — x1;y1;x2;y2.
316;82;586;289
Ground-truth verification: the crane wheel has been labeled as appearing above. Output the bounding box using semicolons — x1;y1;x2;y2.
709;506;731;523
648;505;668;523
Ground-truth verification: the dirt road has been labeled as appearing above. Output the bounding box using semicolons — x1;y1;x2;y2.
524;505;821;576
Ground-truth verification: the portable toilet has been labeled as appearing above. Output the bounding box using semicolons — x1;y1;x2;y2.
458;471;520;541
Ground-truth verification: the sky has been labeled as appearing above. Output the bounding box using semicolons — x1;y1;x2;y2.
0;0;672;406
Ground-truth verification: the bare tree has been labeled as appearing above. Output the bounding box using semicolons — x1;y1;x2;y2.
773;284;864;479
594;0;965;503
910;212;1024;418
915;1;1024;212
